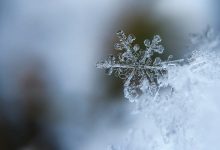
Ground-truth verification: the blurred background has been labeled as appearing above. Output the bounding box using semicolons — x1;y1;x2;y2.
0;0;219;149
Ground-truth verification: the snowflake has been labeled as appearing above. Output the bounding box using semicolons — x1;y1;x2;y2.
97;29;220;150
97;30;184;102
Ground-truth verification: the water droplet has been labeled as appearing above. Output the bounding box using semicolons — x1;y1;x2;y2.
153;35;162;43
153;57;161;65
133;44;140;51
127;34;136;43
144;39;151;47
155;45;164;53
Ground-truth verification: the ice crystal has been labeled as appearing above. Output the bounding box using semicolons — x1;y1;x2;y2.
97;28;220;150
97;30;184;102
103;28;220;150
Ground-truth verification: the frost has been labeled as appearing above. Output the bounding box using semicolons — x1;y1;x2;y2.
97;30;184;102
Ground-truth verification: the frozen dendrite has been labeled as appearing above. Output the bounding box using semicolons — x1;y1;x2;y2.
97;30;184;102
98;29;220;150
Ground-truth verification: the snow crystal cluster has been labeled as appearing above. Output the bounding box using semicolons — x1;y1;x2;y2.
97;28;220;150
97;30;184;102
